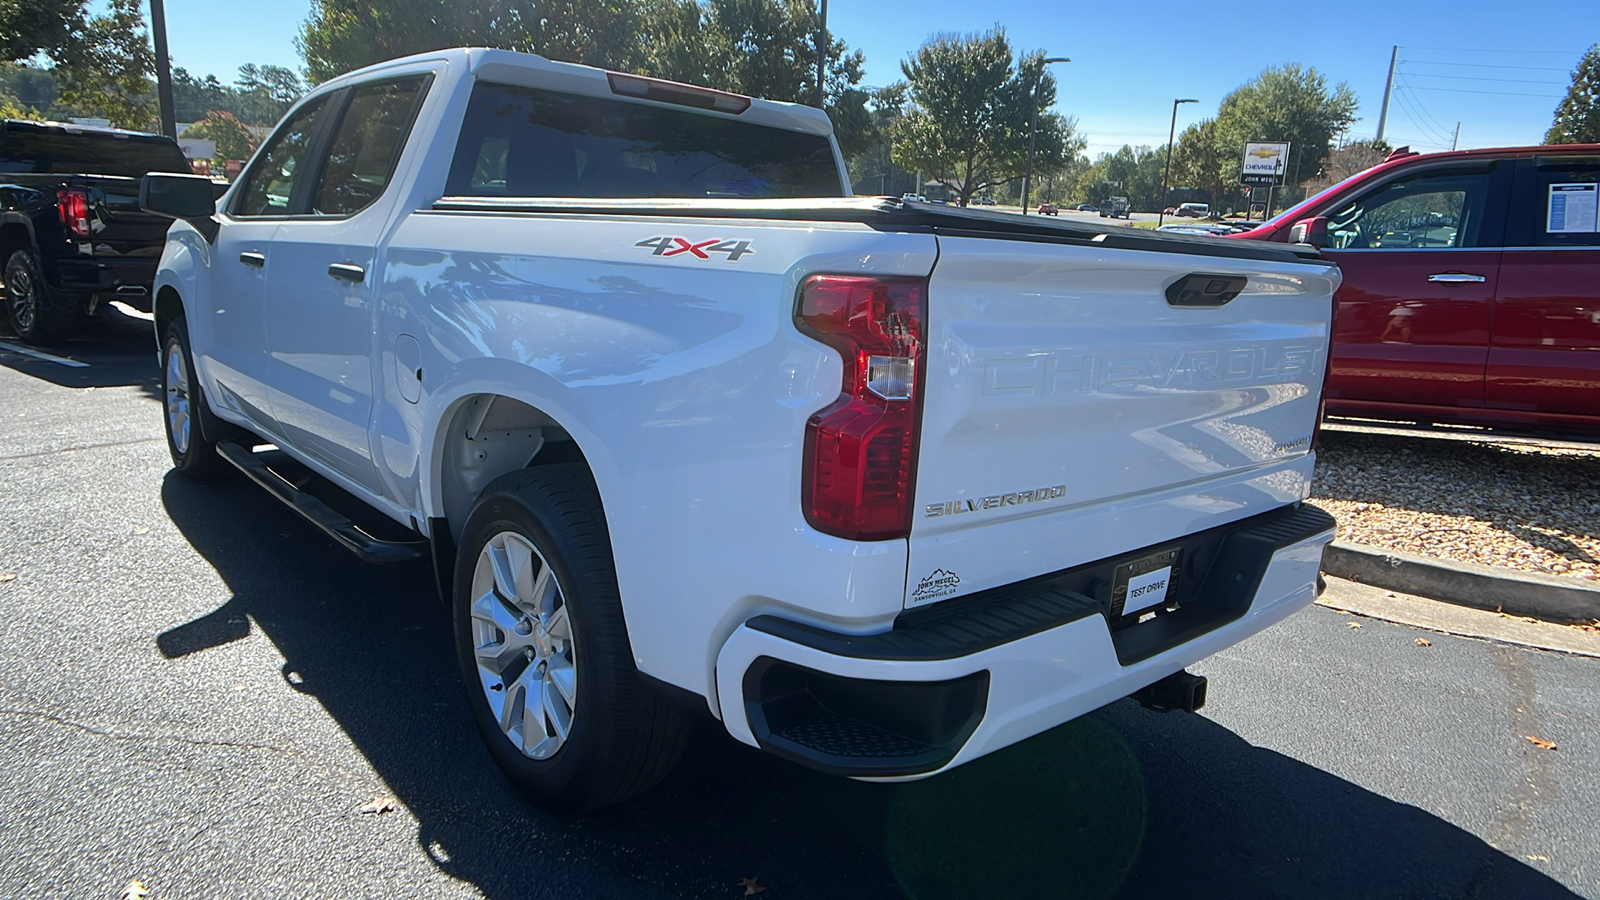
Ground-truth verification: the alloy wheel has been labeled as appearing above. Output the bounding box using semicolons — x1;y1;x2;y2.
468;531;577;760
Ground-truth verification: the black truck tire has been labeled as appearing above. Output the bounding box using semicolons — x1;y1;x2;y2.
454;466;692;813
161;316;231;479
4;249;80;345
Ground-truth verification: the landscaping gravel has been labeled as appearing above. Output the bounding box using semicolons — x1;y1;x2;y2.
1311;430;1600;583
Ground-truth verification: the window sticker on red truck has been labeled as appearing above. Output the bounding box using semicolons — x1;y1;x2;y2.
635;236;755;261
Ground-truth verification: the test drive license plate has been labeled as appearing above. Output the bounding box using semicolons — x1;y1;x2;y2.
1112;549;1181;618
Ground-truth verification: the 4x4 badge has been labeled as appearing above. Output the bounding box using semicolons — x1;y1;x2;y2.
635;236;755;261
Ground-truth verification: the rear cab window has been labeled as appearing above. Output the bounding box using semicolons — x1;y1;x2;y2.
444;81;843;199
0;125;190;177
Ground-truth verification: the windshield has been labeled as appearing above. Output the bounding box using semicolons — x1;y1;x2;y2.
0;126;190;177
1261;166;1386;229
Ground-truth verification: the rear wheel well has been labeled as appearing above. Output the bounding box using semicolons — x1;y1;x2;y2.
436;394;597;542
0;222;32;265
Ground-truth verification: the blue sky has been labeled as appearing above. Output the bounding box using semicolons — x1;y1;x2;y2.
159;0;1592;158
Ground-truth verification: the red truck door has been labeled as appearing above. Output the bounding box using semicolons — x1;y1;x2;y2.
1487;156;1600;424
1317;164;1510;416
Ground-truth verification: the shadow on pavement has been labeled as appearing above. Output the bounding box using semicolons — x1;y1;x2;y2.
156;471;1583;900
0;305;162;397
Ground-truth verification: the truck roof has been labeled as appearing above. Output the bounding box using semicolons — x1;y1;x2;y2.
313;47;836;141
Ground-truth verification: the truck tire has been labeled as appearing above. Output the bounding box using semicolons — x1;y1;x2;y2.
454;466;691;813
161;316;230;479
5;249;79;345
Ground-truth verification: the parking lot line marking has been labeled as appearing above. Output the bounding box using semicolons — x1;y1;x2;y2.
0;342;89;368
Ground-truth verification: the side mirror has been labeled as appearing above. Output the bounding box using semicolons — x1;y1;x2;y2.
1289;216;1329;250
140;173;217;220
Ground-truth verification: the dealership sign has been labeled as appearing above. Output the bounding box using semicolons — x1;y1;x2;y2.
1240;141;1290;186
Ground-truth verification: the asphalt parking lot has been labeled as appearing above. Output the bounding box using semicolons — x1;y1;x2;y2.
2;312;1597;899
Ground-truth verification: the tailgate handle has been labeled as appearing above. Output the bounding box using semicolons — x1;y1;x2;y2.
1166;273;1247;307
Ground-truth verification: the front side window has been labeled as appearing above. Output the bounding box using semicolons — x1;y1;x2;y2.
1325;171;1492;250
310;76;429;216
444;81;843;200
233;97;329;217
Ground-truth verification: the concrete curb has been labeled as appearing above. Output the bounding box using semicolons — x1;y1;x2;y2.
1321;541;1600;624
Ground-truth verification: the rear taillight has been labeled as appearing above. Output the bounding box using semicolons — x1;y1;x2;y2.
57;188;91;239
797;275;927;541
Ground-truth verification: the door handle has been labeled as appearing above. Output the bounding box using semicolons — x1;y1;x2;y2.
239;251;265;268
327;263;365;283
1427;273;1486;283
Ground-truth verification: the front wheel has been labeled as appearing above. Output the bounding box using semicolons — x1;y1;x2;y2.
161;316;229;479
454;466;691;813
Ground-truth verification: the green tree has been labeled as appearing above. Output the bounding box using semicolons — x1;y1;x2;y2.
890;29;1076;207
1546;44;1600;144
1173;118;1225;210
180;110;257;167
0;0;83;62
1302;139;1390;194
1214;64;1357;190
51;0;157;129
299;0;644;84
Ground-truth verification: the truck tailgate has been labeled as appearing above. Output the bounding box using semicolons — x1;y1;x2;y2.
907;235;1340;607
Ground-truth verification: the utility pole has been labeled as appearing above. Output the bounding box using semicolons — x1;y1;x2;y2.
150;0;177;138
813;0;829;109
1158;98;1197;227
1452;122;1461;151
1375;45;1397;144
1022;56;1070;216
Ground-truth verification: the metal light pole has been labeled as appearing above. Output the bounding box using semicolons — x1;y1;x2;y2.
1022;56;1070;216
813;0;829;109
150;0;177;138
1158;98;1197;227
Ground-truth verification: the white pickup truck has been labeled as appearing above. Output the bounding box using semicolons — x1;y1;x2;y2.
141;48;1340;812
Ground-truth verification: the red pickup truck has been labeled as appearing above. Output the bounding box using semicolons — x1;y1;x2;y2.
1234;144;1600;436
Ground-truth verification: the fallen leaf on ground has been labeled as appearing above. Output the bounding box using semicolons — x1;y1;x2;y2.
0;572;15;583
1524;735;1557;751
359;794;396;815
1526;854;1549;862
133;525;150;535
739;877;766;896
1346;621;1362;629
1415;638;1432;647
119;879;150;900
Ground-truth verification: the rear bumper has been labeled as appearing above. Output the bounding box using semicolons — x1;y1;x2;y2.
715;503;1334;779
52;255;159;309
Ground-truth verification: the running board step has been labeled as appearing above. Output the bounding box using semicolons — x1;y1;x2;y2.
215;442;429;564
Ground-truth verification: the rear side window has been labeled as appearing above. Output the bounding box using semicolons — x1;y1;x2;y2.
445;81;842;199
311;76;429;216
0;127;189;177
1515;161;1600;248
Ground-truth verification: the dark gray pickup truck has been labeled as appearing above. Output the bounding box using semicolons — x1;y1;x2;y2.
1;119;191;343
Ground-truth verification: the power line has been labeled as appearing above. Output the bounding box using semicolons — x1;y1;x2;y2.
1398;60;1571;73
1397;46;1583;55
1399;71;1568;86
1395;75;1469;138
1404;85;1567;98
1392;87;1457;146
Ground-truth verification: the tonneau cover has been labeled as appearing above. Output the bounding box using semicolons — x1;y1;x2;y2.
431;195;1324;265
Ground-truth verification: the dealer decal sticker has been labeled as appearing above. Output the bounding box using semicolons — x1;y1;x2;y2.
911;568;962;604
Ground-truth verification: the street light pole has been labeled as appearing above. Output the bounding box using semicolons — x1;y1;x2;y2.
1022;56;1070;216
813;0;829;109
1158;98;1197;227
150;0;177;138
